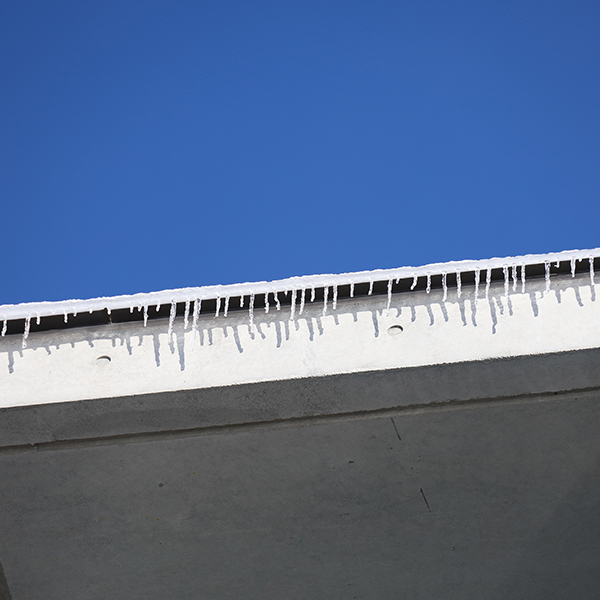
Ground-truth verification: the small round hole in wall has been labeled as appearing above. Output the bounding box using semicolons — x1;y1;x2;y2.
387;325;404;336
96;355;111;366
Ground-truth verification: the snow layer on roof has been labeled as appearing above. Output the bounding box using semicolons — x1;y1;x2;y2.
1;248;598;348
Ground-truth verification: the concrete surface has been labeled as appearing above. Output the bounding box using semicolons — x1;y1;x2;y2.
1;347;600;599
0;267;599;599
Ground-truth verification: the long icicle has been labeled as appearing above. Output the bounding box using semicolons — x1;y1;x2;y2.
264;291;270;314
223;296;230;318
1;320;6;337
544;261;551;294
386;278;393;315
474;268;480;306
168;300;177;346
323;286;329;316
290;289;297;321
442;273;447;302
503;266;509;299
590;256;595;288
249;293;255;330
215;297;221;318
191;299;201;350
184;300;190;329
332;285;338;310
22;317;31;349
426;274;431;294
299;288;306;315
521;264;526;293
485;268;491;299
456;272;462;299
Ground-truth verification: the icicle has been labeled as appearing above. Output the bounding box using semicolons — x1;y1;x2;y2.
555;260;560;268
456;272;462;299
249;293;255;329
36;314;41;325
426;274;431;294
474;268;480;305
223;296;230;318
143;304;149;327
215;297;221;318
191;299;201;344
442;273;448;302
168;300;177;344
544;261;551;294
290;289;297;321
521;264;526;293
332;285;338;310
386;278;393;315
411;275;418;290
511;265;518;292
323;286;329;316
299;288;306;315
22;317;31;349
503;266;509;299
310;287;316;302
130;305;134;313
240;295;244;308
64;311;68;323
571;257;577;277
1;320;6;336
155;304;160;312
275;291;281;311
485;268;491;299
350;282;355;298
264;292;270;313
589;257;595;288
184;300;190;328
107;306;111;316
368;280;374;295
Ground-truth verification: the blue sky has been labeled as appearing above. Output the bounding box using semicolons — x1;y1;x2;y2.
1;1;599;304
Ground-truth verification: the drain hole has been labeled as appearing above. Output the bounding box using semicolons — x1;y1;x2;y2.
387;325;404;336
96;355;111;366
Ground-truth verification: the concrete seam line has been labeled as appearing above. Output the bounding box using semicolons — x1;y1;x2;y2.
0;385;598;455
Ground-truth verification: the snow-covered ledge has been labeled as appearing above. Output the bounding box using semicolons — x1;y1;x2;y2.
0;248;599;408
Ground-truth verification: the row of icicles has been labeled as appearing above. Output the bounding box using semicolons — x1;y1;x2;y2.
6;257;596;349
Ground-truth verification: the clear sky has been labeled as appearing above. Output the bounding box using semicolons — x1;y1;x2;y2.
2;1;599;304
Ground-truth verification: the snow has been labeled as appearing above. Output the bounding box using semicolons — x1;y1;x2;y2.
2;248;599;348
